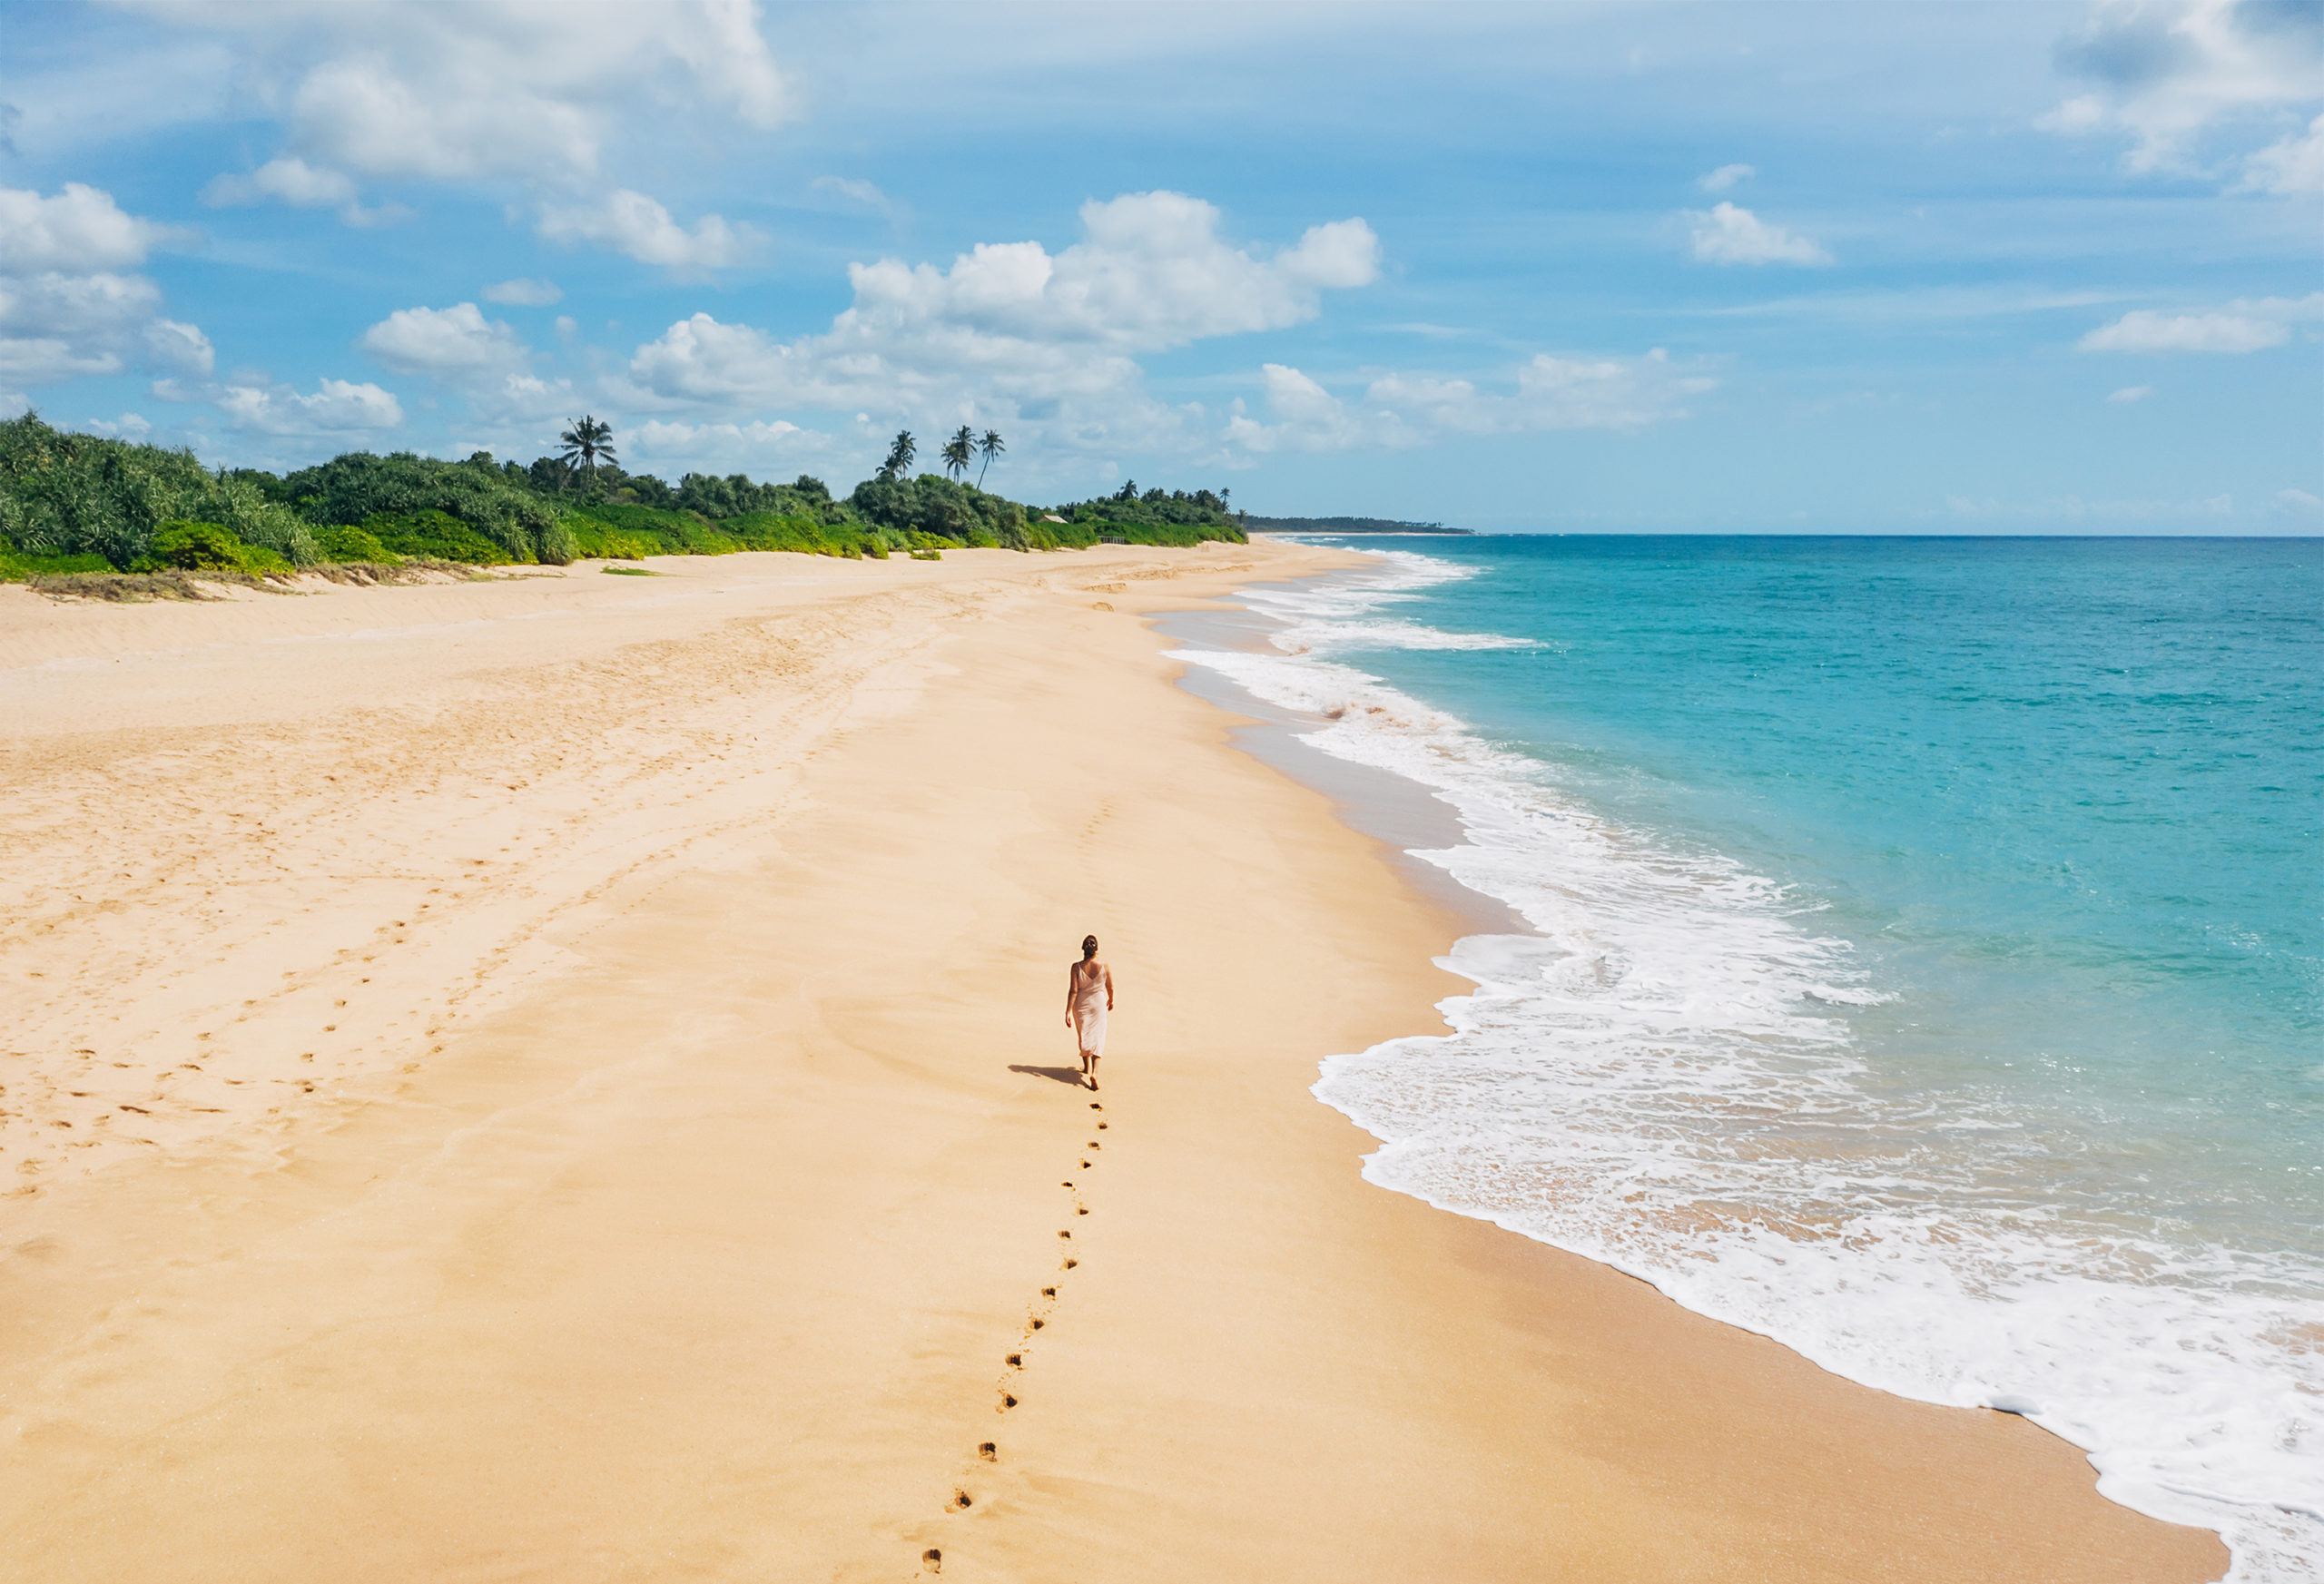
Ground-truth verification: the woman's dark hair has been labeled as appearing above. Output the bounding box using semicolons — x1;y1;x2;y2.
1081;935;1098;957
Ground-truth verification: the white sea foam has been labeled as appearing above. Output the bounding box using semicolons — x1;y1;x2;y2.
1175;549;2324;1583
1275;617;1541;654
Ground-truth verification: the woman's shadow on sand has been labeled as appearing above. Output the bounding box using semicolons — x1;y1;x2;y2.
1008;1063;1088;1087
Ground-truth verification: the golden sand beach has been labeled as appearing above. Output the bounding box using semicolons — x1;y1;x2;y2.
0;542;2227;1581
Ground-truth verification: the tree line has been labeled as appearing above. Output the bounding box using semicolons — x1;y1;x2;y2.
0;411;1248;580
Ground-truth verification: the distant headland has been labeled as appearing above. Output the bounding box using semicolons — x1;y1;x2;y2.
1242;516;1472;536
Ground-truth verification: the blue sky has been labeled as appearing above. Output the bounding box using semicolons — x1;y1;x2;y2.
2;0;2318;530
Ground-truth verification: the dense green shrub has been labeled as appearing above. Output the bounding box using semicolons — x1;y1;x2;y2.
140;520;290;574
1051;517;1242;548
0;544;111;579
1034;483;1246;547
1048;482;1242;531
567;502;735;556
537;515;578;566
361;511;518;565
149;521;241;571
565;517;655;560
0;412;317;569
725;510;884;557
281;451;568;564
674;470;848;524
309;524;396;564
848;474;1028;546
565;501;888;559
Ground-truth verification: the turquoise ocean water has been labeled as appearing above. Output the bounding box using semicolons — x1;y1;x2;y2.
1174;536;2320;1581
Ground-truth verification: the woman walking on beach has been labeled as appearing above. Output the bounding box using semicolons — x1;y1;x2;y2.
1067;935;1114;1090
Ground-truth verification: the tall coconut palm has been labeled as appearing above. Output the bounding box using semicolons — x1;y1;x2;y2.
557;415;616;482
975;428;1004;488
940;425;974;482
881;430;916;480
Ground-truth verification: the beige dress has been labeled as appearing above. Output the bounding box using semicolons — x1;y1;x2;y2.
1072;961;1108;1058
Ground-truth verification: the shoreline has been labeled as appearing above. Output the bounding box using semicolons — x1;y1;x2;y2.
1199;537;2309;1579
0;544;2226;1580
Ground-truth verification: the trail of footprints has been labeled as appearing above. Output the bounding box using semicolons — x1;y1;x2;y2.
919;1098;1109;1576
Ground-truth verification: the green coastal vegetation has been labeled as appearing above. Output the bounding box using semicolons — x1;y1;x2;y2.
0;412;1247;588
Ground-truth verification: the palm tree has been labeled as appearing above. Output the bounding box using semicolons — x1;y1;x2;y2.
976;428;1004;488
940;425;974;482
881;430;916;481
557;415;616;482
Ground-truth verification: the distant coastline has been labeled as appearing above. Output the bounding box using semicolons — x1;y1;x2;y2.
1243;516;1471;536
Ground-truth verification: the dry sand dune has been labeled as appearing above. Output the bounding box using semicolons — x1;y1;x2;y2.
0;545;2226;1582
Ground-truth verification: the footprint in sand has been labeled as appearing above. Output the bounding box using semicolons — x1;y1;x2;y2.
922;1547;942;1573
979;1442;996;1461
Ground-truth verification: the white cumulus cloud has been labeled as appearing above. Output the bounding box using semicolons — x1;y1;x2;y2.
630;417;816;470
0;184;208;388
2240;109;2324;192
0;182;173;272
1687;202;1832;266
2083;310;2284;351
538;190;760;270
1698;162;1757;192
1221;364;1382;455
143;319;215;378
2080;293;2323;352
1225;349;1713;455
78;412;154;439
202;155;355;209
126;0;791;184
619;192;1381;448
445;372;585;432
832;192;1377;355
201;156;406;227
482;277;563;307
2106;383;2155;402
2041;0;2324;181
1374;349;1715;433
216;376;403;435
359;301;530;379
0;272;162;380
